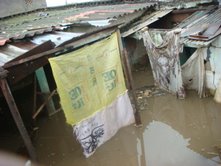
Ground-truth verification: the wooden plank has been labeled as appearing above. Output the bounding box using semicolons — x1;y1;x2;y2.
121;17;158;37
32;75;37;118
6;41;55;63
4;25;120;69
121;10;172;37
5;41;55;85
117;30;131;89
32;89;56;119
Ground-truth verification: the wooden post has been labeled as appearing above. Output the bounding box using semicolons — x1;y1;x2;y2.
0;68;36;160
33;75;37;118
116;30;142;126
32;89;57;119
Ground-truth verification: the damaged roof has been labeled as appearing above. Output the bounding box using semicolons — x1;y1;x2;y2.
0;31;84;67
179;6;221;47
0;2;156;46
121;9;172;37
0;1;158;83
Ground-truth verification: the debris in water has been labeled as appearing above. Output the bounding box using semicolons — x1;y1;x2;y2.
135;86;166;111
144;90;152;97
214;146;221;160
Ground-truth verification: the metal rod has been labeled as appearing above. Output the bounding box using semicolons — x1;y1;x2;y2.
116;30;142;126
0;78;37;160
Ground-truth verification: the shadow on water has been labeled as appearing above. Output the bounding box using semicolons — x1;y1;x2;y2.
141;121;220;166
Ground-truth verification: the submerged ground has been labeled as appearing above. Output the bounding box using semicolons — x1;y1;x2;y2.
0;64;221;165
34;66;221;166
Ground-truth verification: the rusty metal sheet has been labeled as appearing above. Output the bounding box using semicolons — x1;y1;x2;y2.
203;23;221;36
180;7;221;46
0;44;28;67
31;31;84;47
5;41;55;84
188;28;221;41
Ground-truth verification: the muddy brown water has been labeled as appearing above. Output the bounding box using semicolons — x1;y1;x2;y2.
35;66;221;165
35;89;221;166
1;66;221;165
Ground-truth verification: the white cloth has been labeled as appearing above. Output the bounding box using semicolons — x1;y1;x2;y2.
73;92;135;157
181;48;206;98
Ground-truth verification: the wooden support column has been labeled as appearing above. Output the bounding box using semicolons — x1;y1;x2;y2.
0;68;36;160
116;30;142;126
35;67;57;116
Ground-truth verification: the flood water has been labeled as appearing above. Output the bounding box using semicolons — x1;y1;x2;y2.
34;67;221;166
34;91;221;166
0;65;220;165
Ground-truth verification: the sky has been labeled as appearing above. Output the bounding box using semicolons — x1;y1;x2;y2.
46;0;99;7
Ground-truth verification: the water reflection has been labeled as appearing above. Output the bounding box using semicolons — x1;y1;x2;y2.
142;121;220;166
35;91;221;166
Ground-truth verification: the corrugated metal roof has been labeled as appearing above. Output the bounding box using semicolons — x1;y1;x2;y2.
31;31;84;47
0;43;33;66
177;8;214;29
179;7;221;47
188;8;221;27
181;37;216;48
0;31;86;67
0;26;118;85
0;2;156;46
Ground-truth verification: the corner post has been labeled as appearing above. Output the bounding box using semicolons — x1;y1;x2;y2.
0;67;36;160
116;30;142;127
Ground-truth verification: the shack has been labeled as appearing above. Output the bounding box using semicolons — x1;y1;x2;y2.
121;3;221;99
0;0;219;161
0;0;156;159
142;6;221;99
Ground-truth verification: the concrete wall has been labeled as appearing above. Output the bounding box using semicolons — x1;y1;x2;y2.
0;0;46;18
205;36;221;91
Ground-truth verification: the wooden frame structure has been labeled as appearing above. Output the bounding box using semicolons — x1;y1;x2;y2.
0;25;142;160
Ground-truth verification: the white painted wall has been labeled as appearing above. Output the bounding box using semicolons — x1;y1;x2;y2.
205;36;221;91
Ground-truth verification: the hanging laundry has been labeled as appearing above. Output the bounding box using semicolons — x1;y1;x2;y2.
181;48;206;98
142;29;185;99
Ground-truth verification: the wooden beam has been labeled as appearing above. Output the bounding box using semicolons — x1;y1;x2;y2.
32;89;57;119
0;69;36;160
116;30;142;126
4;25;120;69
